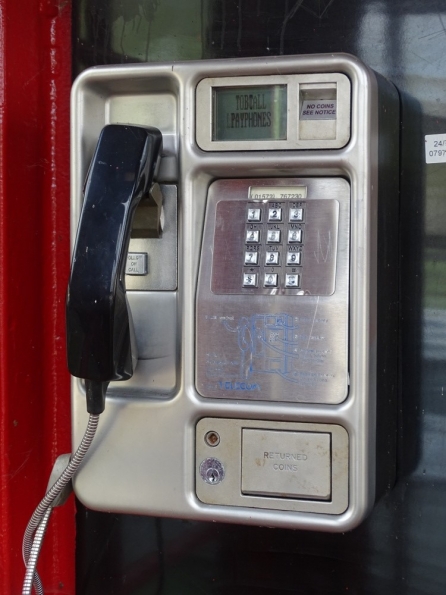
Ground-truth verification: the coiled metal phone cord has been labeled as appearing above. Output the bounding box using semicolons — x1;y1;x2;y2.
22;414;100;595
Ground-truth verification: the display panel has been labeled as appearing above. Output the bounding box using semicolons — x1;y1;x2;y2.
213;85;287;141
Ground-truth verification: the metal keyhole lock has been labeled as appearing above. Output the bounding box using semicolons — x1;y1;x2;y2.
199;458;225;485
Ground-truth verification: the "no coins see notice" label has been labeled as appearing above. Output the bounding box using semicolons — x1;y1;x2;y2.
300;99;337;120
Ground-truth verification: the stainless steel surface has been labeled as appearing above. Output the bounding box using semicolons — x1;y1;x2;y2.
71;53;397;531
196;73;351;151
108;92;178;181
196;178;349;404
107;291;178;396
125;184;177;291
207;180;343;296
241;429;331;500
196;418;348;513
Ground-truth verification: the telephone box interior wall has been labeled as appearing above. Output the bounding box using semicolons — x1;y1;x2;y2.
73;1;446;594
0;1;73;593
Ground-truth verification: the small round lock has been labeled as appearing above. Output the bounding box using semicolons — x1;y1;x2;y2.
199;457;225;485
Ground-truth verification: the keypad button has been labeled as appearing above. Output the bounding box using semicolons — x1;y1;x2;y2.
267;229;281;243
286;251;301;265
246;230;260;243
285;274;300;288
268;207;282;222
247;208;261;222
243;273;258;287
265;251;279;265
244;251;259;265
289;208;304;222
288;229;302;243
264;273;278;287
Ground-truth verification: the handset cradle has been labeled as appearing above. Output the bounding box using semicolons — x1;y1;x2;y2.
66;124;162;413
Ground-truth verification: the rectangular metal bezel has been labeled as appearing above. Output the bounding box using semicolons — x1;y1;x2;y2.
196;73;351;151
196;418;348;514
196;177;350;405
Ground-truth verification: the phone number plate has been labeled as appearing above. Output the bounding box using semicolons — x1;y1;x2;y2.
249;186;307;199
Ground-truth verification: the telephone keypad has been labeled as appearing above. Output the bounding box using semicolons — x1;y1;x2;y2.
246;230;260;243
242;200;307;291
244;251;259;265
268;207;282;222
285;274;300;288
265;251;279;265
264;273;278;287
247;208;261;222
243;273;258;287
267;229;281;243
286;251;302;266
289;207;304;222
287;228;302;243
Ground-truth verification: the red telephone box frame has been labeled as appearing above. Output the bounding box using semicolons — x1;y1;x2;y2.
0;1;74;592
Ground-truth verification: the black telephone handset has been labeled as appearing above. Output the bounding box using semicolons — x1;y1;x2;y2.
66;124;162;414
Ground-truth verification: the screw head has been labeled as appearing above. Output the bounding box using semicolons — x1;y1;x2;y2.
204;431;220;447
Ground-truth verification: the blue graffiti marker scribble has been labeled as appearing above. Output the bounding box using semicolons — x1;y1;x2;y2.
222;313;305;384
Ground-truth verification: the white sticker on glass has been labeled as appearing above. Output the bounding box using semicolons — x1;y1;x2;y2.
425;134;446;164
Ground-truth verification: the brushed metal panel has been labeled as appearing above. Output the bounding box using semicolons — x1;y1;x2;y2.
211;198;338;296
241;429;331;500
196;418;348;514
196;73;351;151
107;291;178;396
125;184;177;291
196;177;349;404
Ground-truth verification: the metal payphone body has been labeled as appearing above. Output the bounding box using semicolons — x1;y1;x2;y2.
71;54;399;531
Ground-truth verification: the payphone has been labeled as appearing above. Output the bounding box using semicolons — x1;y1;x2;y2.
69;53;399;531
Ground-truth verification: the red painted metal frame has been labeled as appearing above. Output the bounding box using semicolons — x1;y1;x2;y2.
0;1;73;593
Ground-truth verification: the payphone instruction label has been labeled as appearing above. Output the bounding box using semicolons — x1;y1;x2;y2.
201;309;342;399
126;252;148;275
300;100;337;120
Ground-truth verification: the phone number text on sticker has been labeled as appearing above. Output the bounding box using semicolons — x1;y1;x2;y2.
425;134;446;163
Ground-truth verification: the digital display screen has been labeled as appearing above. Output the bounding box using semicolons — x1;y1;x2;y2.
213;85;287;141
